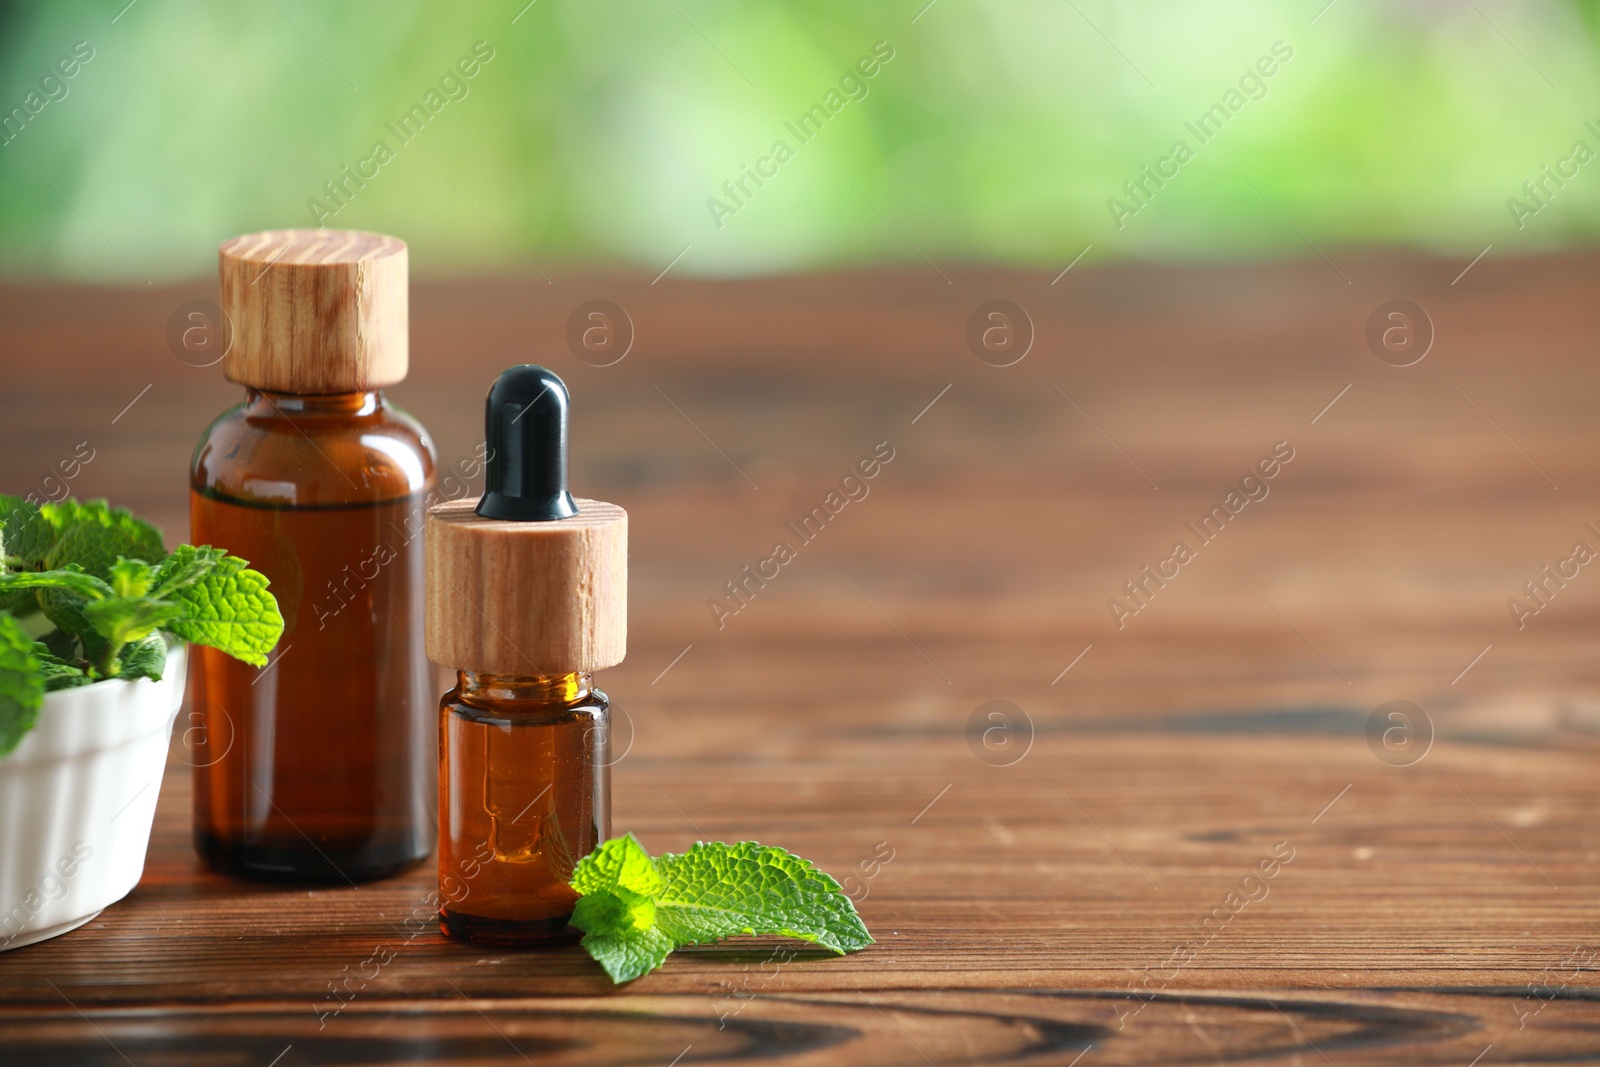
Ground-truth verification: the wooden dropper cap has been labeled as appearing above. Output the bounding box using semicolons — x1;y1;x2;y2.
219;229;408;393
425;366;627;676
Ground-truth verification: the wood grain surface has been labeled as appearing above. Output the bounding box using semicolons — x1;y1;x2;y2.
2;253;1599;1064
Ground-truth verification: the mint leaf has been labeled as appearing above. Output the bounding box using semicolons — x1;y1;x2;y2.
572;918;676;984
38;502;161;635
42;501;165;577
115;634;168;682
654;842;874;954
41;499;165;568
33;644;91;691
0;615;45;757
37;501;163;634
0;494;56;568
151;544;228;598
569;835;873;983
38;628;81;663
0;567;113;601
163;556;284;667
572;832;663;898
0;584;38;620
1;495;56;617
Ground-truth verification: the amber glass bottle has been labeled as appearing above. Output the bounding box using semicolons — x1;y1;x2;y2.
426;366;627;945
437;671;609;943
190;230;437;883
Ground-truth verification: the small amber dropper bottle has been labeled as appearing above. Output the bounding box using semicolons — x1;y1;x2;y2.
425;365;626;945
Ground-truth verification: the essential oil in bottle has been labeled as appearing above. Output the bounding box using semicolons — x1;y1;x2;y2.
425;365;626;944
189;230;437;883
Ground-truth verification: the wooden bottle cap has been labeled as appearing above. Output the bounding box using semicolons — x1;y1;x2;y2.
425;497;627;676
218;229;408;393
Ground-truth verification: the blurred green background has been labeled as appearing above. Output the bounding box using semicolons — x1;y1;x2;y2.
1;0;1599;282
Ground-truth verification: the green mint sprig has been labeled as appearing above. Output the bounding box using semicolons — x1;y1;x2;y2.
568;834;873;983
0;495;285;757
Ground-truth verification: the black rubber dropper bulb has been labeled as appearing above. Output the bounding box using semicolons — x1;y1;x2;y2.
475;364;580;522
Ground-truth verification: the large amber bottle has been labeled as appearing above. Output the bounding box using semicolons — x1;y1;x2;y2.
189;230;437;883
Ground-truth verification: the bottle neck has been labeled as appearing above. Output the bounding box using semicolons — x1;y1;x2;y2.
457;670;593;706
244;388;382;417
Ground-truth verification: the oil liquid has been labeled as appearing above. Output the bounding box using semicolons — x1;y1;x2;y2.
438;674;609;945
189;487;434;882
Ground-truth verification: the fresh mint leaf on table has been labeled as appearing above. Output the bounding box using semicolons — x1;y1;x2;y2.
569;834;873;983
0;496;286;756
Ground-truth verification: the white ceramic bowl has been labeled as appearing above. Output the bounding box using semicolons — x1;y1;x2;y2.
0;645;185;951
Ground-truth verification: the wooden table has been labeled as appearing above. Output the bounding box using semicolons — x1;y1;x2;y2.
2;255;1598;1064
